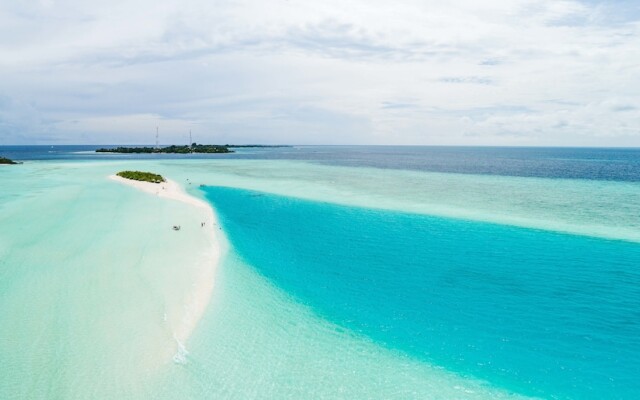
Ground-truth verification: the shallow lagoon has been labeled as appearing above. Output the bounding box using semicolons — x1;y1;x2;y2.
1;151;639;399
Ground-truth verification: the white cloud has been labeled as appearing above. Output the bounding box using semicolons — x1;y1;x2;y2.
0;0;639;145
0;95;52;144
54;113;196;145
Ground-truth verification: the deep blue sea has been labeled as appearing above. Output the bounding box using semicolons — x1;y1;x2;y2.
2;145;640;181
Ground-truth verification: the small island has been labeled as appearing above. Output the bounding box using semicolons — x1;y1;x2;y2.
0;156;19;165
116;170;166;183
97;144;232;154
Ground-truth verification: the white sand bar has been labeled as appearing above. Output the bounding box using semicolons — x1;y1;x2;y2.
109;174;225;361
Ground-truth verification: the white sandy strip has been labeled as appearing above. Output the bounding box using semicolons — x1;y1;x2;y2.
109;174;225;362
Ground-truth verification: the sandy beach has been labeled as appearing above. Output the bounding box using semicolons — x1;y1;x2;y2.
109;174;225;360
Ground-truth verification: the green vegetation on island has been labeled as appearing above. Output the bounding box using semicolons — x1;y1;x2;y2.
97;144;232;154
0;157;19;165
116;170;166;184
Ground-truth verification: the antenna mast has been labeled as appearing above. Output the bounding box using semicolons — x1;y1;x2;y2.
155;127;159;149
189;130;193;152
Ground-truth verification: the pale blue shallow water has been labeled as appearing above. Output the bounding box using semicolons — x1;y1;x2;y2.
203;186;640;399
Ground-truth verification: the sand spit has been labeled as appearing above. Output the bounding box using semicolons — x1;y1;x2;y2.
109;174;225;361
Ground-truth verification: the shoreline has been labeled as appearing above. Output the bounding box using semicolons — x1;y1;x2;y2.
109;174;225;361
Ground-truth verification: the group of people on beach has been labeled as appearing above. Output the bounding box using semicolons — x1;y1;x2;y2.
173;222;206;230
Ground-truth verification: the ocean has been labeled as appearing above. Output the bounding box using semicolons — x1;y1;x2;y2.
0;145;639;399
3;145;640;181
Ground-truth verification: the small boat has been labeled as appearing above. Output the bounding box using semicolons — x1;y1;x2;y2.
172;225;181;231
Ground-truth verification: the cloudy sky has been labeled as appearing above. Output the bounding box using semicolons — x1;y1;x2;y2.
1;0;639;145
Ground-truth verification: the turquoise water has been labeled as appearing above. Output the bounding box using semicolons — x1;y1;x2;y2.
203;186;640;399
0;162;217;398
1;149;640;399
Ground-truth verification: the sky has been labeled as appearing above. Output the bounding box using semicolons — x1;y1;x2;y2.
0;0;639;146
